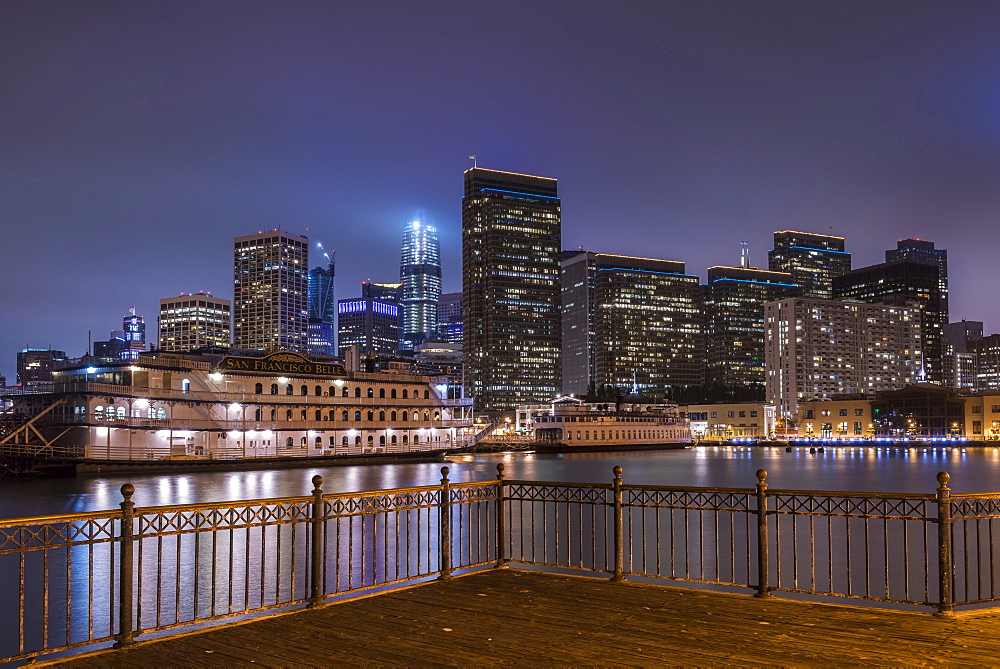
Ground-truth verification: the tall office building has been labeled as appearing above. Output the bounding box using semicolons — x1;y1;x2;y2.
886;239;948;319
561;252;702;398
400;220;442;351
833;260;945;384
337;282;402;357
308;253;336;356
463;168;561;411
16;348;68;391
764;298;921;420
942;320;983;390
158;292;232;351
768;231;851;298
93;309;148;360
703;265;797;386
233;230;309;351
437;292;463;344
974;334;1000;392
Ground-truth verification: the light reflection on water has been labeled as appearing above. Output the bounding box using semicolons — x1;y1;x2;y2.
1;446;999;519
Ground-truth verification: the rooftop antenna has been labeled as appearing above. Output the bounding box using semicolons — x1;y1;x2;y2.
740;241;749;269
469;154;477;168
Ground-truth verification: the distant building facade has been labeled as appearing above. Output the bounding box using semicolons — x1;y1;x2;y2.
764;298;921;420
768;230;851;298
462;167;561;411
400;221;442;351
833;259;945;384
16;348;68;391
703;265;797;387
158;293;232;352
337;282;402;357
886;239;948;319
561;252;702;398
233;230;309;351
436;292;463;344
308;255;336;356
942;320;983;390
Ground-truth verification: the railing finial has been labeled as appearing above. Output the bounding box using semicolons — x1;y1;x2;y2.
311;475;323;494
496;462;505;480
120;483;135;501
441;465;450;482
756;469;768;487
613;465;622;479
937;471;950;491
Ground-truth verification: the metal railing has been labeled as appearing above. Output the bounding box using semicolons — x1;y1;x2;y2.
3;466;1000;664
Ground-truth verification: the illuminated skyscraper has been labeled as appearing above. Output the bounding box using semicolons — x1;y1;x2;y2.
158;292;232;351
400;220;441;351
233;230;309;351
436;292;463;344
463;168;561;411
308;248;336;356
561;252;702;398
337;282;401;357
886;238;948;320
768;230;851;298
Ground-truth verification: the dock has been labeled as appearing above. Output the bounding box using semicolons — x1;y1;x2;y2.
54;569;1000;666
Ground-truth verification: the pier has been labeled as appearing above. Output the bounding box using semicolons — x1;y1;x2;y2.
5;465;1000;664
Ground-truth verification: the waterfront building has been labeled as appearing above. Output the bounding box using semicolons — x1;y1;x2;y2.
682;402;776;440
796;397;875;439
158;293;232;352
436;292;463;345
833;260;945;384
16;348;68;391
561;251;702;398
308;253;336;356
0;349;472;460
703;265;797;387
886;239;948;319
337;282;402;358
400;220;442;351
462;167;561;411
233;230;309;352
767;230;851;298
764;297;921;421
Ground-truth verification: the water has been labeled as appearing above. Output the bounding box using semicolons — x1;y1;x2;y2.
3;445;1000;519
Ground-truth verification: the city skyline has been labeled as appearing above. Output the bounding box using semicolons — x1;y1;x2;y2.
4;1;1000;379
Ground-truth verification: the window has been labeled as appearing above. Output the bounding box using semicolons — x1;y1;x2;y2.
301;437;307;446
315;385;322;396
424;390;429;399
255;408;262;420
300;385;308;396
355;436;362;445
839;409;848;416
367;388;374;398
413;411;419;421
355;411;361;421
367;436;374;446
315;436;322;447
413;434;420;444
342;387;349;397
286;409;293;421
379;435;386;446
379;411;385;421
402;389;408;399
390;435;397;444
434;411;440;420
315;410;322;421
342;410;349;421
391;411;397;421
286;385;293;395
402;411;408;422
854;422;863;435
355;387;361;398
329;436;336;446
728;411;734;418
367;411;374;421
992;405;1000;413
710;412;717;418
973;406;983;414
750;411;757;418
286;437;294;447
255;383;263;394
738;411;746;418
300;409;307;421
342;436;349;445
855;408;864;416
402;435;408;445
379;388;386;398
391;389;397;398
270;384;278;395
973;421;983;435
804;410;814;419
821;410;831;417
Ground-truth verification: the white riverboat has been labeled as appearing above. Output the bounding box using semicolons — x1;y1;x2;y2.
502;394;691;451
0;349;473;462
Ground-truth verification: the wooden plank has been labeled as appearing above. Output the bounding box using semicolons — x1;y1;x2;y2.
50;569;1000;667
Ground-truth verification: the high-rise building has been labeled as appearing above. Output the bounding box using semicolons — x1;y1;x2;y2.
16;348;67;391
308;252;336;356
337;282;402;357
886;239;948;319
93;309;148;360
973;334;1000;392
400;220;442;351
833;260;945;384
158;292;232;351
703;265;797;386
767;230;851;298
436;292;463;344
764;298;921;420
233;230;309;351
462;168;561;411
561;252;702;398
942;320;983;390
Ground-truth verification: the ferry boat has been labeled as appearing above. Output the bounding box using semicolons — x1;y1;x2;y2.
498;393;691;452
0;349;473;464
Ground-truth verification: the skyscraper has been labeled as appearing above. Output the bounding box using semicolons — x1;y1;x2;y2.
400;220;442;351
463;168;561;411
337;282;402;357
703;265;797;386
16;348;67;391
436;292;463;344
561;252;702;398
233;230;309;351
158;292;232;351
308;250;336;356
886;238;948;320
833;259;945;384
768;230;851;298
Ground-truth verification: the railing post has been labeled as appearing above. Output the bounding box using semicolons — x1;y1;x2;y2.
113;483;136;648
755;469;771;599
936;471;954;616
439;466;452;580
495;463;507;569
610;466;625;582
308;475;325;608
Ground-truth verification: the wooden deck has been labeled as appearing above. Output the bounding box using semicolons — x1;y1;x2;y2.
54;569;1000;666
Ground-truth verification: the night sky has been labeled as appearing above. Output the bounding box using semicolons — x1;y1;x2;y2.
3;0;1000;380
